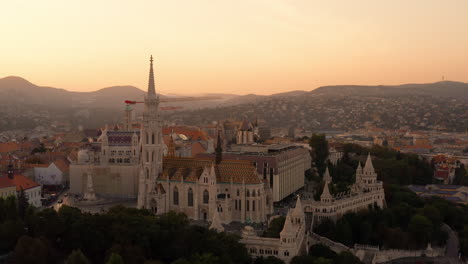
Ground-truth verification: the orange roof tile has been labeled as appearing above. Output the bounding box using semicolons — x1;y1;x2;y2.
0;142;21;153
160;157;261;184
53;158;70;173
0;176;15;189
191;142;207;157
0;174;40;191
12;174;40;191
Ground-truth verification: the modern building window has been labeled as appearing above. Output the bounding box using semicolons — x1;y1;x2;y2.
203;190;209;204
188;188;194;207
173;187;179;205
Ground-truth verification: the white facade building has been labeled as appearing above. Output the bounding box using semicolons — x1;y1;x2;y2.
34;162;66;186
304;154;385;224
241;197;307;263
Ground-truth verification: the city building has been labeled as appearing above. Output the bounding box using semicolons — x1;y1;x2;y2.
197;143;311;202
32;159;70;186
304;154;385;224
149;156;273;223
237;119;258;145
327;146;343;166
241;197;307;263
0;165;42;207
408;184;468;204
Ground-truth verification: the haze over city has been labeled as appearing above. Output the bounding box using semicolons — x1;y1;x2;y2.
1;0;468;95
1;1;468;264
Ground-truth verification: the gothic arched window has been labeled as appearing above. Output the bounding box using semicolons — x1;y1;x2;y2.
188;188;194;207
151;133;155;144
246;190;250;197
146;168;150;179
173;187;179;205
203;190;209;204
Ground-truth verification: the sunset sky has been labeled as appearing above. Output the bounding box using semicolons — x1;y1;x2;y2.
1;0;467;95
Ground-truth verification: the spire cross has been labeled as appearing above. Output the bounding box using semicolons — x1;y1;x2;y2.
150;55;153;63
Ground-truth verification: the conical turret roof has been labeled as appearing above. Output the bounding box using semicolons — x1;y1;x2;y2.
321;181;332;199
363;153;375;172
209;210;224;232
323;166;332;182
291;196;305;218
280;212;294;237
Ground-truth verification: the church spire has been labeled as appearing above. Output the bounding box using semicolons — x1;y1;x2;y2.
215;129;223;165
148;55;156;96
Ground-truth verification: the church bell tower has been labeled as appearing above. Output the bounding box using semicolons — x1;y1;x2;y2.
137;55;164;209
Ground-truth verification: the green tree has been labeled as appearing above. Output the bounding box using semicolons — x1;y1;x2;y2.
309;134;329;177
333;251;362;264
314;257;332;264
106;253;125;264
66;249;90;264
263;216;286;238
408;214;433;246
31;143;47;154
290;255;315;264
17;187;29;220
13;236;49;264
254;256;285;264
308;243;336;259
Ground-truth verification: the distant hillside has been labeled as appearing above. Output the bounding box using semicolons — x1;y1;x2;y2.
0;76;466;132
0;76;148;109
311;81;468;98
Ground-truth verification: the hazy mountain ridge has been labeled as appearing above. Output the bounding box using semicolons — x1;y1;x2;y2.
311;81;468;98
0;76;467;132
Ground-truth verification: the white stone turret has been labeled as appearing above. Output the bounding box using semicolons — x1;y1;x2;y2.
363;153;375;174
323;166;332;182
362;153;377;191
210;209;224;232
280;212;295;244
291;195;305;220
320;181;332;203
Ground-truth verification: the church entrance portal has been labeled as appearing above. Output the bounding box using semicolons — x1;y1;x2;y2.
150;199;157;214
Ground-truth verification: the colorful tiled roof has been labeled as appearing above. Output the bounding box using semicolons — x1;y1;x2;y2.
107;131;139;146
159;157;261;184
0;174;40;191
0;142;22;153
53;158;70;173
12;174;40;191
0;176;15;189
162;126;209;141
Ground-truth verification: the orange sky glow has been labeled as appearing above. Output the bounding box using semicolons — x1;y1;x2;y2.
1;0;467;95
